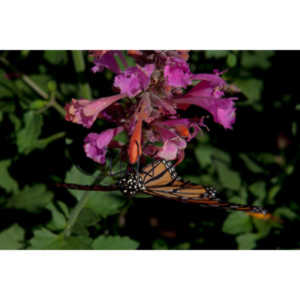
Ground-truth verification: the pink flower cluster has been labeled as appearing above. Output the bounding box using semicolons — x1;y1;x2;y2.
65;50;238;165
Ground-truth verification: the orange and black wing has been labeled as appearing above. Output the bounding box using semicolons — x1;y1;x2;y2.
144;180;268;215
140;160;177;187
139;159;268;216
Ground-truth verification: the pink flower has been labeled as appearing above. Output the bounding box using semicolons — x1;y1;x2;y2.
91;51;127;74
164;57;192;88
65;51;239;166
174;76;237;129
65;94;126;128
83;127;123;164
157;136;187;161
114;64;155;98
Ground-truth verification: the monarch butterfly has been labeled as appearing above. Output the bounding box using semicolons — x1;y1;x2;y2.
57;159;268;216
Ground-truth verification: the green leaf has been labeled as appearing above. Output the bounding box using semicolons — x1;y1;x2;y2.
223;211;253;235
44;51;68;65
72;208;99;236
66;167;125;218
0;70;16;98
174;242;191;250
274;207;297;221
239;154;264;173
205;50;229;59
16;111;43;155
92;235;139;250
28;228;92;249
226;53;237;68
57;201;70;218
249;181;266;201
0;160;19;193
6;184;53;212
194;145;213;168
36;132;66;150
241;51;274;70
229;196;246;205
236;233;257;250
212;148;231;164
236;79;263;103
267;185;281;204
253;218;272;239
152;239;168;250
256;153;276;165
0;224;25;249
46;202;67;231
8;113;22;132
215;161;241;191
30;99;48;110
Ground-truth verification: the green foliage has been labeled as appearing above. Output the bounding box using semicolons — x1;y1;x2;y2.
29;228;93;250
235;79;263;103
236;233;257;250
215;161;241;191
6;184;53;212
0;50;296;250
223;212;253;235
44;51;68;65
239;154;264;174
241;51;274;70
16;111;43;154
0;224;25;249
0;160;19;193
92;235;139;250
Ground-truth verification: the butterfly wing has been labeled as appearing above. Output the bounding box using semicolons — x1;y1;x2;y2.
140;160;177;187
144;179;267;215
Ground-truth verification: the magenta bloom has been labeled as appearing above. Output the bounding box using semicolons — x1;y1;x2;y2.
114;64;155;98
84;127;123;164
164;57;192;88
65;51;239;165
91;51;127;74
65;94;126;128
157;137;187;161
174;75;237;129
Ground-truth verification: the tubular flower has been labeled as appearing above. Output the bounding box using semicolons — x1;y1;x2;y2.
65;94;126;128
84;127;123;164
90;50;127;74
174;76;237;129
65;50;239;165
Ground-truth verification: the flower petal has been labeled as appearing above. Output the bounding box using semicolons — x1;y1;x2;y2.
164;57;192;88
114;64;155;98
91;50;125;74
84;127;123;164
157;137;187;161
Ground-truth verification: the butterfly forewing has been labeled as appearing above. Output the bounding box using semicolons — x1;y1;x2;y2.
140;160;177;187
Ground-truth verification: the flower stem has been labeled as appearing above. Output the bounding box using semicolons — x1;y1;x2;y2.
51;99;66;117
0;56;65;117
63;172;106;237
0;56;49;100
72;50;92;99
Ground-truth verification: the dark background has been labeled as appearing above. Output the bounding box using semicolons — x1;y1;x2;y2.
0;50;298;249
